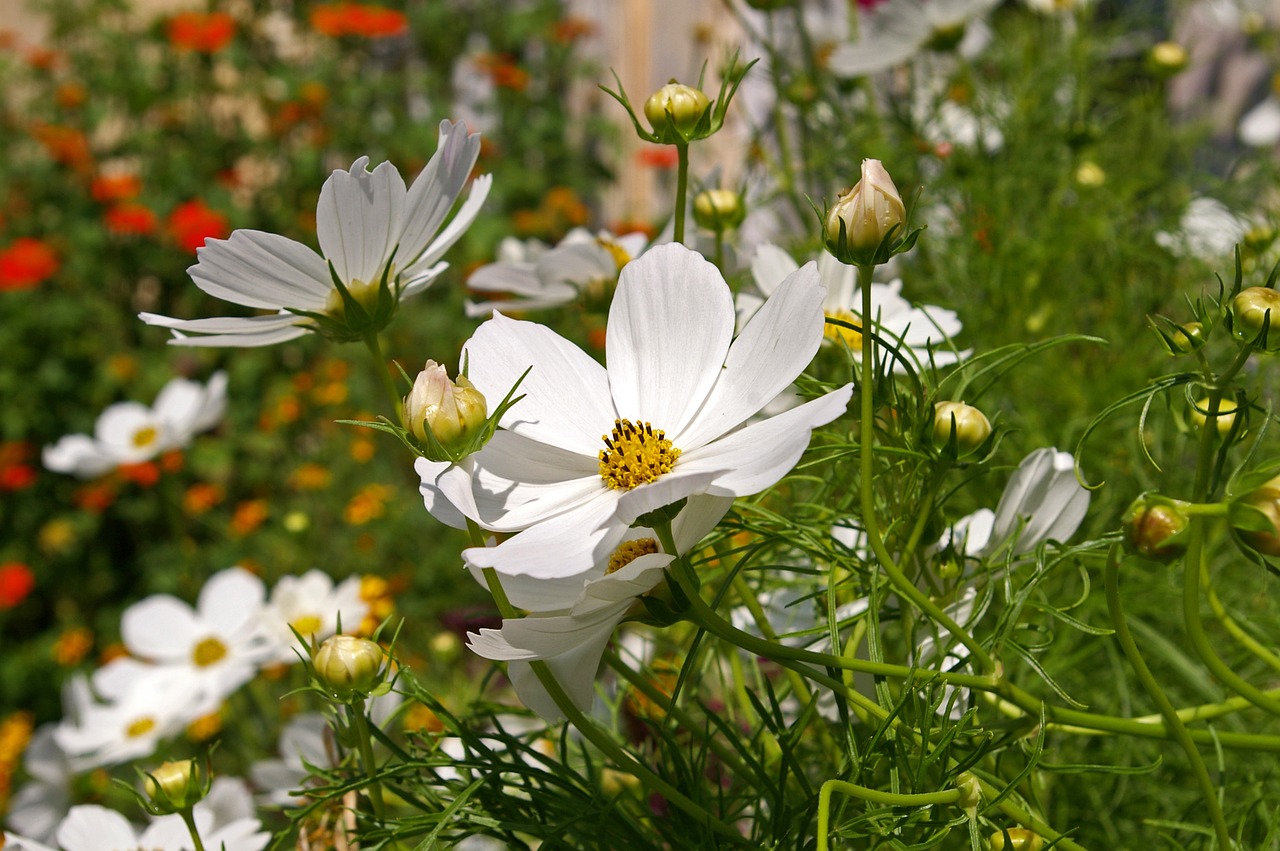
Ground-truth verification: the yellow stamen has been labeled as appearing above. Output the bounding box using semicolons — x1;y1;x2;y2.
191;636;228;668
290;614;322;637
597;237;632;272
598;420;680;490
131;426;159;449
824;309;864;348
126;716;157;738
607;538;659;574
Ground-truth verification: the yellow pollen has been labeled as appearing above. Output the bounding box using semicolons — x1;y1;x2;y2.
132;426;159;449
125;716;157;738
607;538;659;574
191;636;228;668
597;237;632;272
824;309;864;348
598;419;680;490
291;614;323;637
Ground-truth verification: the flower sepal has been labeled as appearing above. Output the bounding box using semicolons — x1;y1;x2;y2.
288;255;402;343
1148;315;1207;356
601;54;757;146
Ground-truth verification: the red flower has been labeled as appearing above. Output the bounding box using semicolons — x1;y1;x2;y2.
0;464;36;491
310;3;408;38
636;146;679;169
0;238;59;291
168;12;236;53
167;200;229;252
105;203;158;236
31;122;92;171
118;461;160;487
91;173;142;204
0;562;35;609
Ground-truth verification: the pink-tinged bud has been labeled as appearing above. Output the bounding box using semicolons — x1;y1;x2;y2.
1123;497;1189;561
313;634;385;698
826;159;907;263
643;82;710;137
404;361;488;452
932;401;991;457
1232;287;1280;349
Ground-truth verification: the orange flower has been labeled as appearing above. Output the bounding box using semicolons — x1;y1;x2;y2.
52;627;93;666
167;200;229;252
0;238;59;291
230;499;269;536
105;203;158;236
117;461;160;487
55;82;87;109
289;463;331;491
73;481;116;512
311;3;408;38
344;484;391;525
636;145;679;169
24;47;59;70
167;11;237;53
91;174;142;203
553;17;596;43
31;123;91;170
183;482;225;515
0;563;35;609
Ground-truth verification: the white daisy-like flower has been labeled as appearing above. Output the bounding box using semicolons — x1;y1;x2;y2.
465;227;650;318
45;793;267;851
1154;196;1249;259
261;570;367;663
115;567;273;709
911;587;979;720
467;495;731;719
42;372;227;478
418;243;852;583
1240;95;1280;147
828;0;999;78
139;120;491;346
5;726;71;844
743;244;967;373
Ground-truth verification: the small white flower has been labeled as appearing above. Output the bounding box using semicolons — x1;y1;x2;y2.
1155;196;1249;259
261;570;367;663
465;227;650;317
743;244;968;373
5;726;72;843
49;794;268;851
42;372;227;478
1240;96;1280;147
828;0;999;78
419;243;852;582
140;120;491;346
53;669;203;769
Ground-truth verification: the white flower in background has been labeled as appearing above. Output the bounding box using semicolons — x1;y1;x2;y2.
1240;94;1280;147
828;0;999;78
467;496;731;719
1155;196;1249;259
419;243;852;582
42;372;227;478
911;587;979;720
140;120;491;346
5;726;72;843
261;570;367;663
743;244;967;373
465;228;650;317
53;669;203;769
116;567;272;708
917;96;1008;153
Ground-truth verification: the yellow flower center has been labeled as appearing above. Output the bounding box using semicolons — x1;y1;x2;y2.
824;309;864;348
132;426;159;449
290;614;323;637
597;237;632;272
607;538;659;574
598;420;681;491
191;636;228;668
126;716;157;738
324;273;387;319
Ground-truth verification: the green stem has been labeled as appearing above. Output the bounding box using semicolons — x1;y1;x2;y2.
817;780;962;851
1204;563;1280;674
854;262;994;673
350;698;387;822
1105;546;1231;849
674;143;690;245
363;331;405;429
178;809;207;851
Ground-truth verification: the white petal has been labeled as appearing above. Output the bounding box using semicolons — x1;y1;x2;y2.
676;261;826;449
56;805;140;851
671;494;736;552
407;172;493;272
473;566;598;614
93;402;163;464
42;435;115;478
994;449;1090;555
398;260;448;299
316;158;406;286
121;595;200;662
416;457;474;530
466;431;603;531
189;230;331;310
605;244;734;438
613;469;727;527
464;495;626;580
140;312;313;348
1241;97;1280;147
750;243;800;297
399;121;483;265
197;567;266;637
465;313;614;454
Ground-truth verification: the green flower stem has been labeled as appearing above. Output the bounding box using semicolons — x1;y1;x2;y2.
1105;546;1232;849
816;779;962;851
477;564;749;845
1203;565;1280;674
674;143;690;245
178;808;207;851
855;263;995;673
349;697;387;822
363;331;406;429
713;228;725;272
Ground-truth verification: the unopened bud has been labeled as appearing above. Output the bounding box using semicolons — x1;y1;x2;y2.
643;81;710;138
1240;474;1280;556
144;759;204;813
1074;161;1106;187
1232;287;1280;349
692;189;746;232
1123;497;1189;561
405;361;488;452
932;401;991;458
1164;321;1205;355
1189;396;1239;438
826;159;907;265
988;827;1044;851
313;634;385;698
955;772;982;818
1148;41;1188;76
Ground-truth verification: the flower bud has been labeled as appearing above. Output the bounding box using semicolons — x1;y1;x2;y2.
1232;287;1280;349
1074;161;1106;187
932;401;991;458
1148;41;1188;76
826;160;907;265
1164;321;1205;355
692;189;745;233
313;634;385;698
1189;396;1239;438
988;828;1044;851
144;759;204;813
955;772;982;819
405;361;488;453
643;81;710;138
1123;497;1189;561
1239;474;1280;556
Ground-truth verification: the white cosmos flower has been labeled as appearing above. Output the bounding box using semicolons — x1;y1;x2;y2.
1241;96;1280;147
42;372;227;478
911;587;979;720
139;120;491;347
45;795;267;851
743;244;967;373
261;570;367;663
828;0;999;78
1154;196;1249;259
465;227;651;318
5;726;72;843
53;669;203;769
115;567;272;709
467;495;731;720
418;243;852;582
